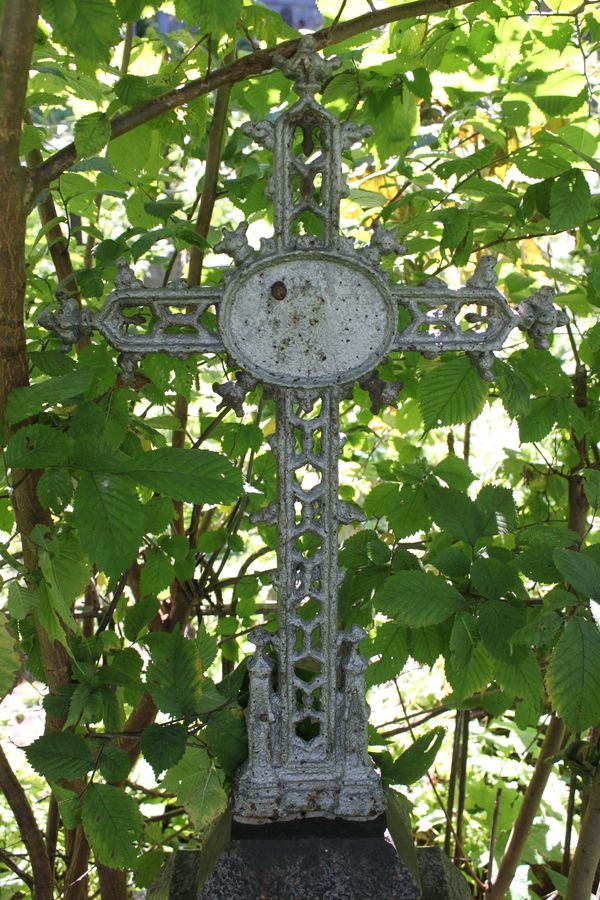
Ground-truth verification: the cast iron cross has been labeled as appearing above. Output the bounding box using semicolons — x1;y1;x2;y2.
42;37;566;824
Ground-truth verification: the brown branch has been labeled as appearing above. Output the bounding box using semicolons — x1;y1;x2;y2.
0;744;53;900
486;715;566;899
566;761;600;900
31;0;476;192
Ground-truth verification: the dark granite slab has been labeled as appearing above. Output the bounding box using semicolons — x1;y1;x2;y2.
147;816;472;899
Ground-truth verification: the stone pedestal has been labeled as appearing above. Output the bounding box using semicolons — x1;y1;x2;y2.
147;816;471;900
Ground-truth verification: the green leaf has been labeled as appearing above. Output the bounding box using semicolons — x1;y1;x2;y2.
145;628;200;718
6;369;93;424
471;557;519;602
0;613;23;702
43;0;121;63
98;648;143;688
73;473;145;576
365;483;429;538
115;0;146;20
175;0;243;35
82;783;142;869
434;455;475;492
143;200;184;222
204;708;248;775
196;623;218;673
7;582;37;620
123;596;159;642
583;469;600;509
549;169;592;230
98;746;131;783
479;600;527;661
140;549;175;597
37;467;73;511
161;747;227;830
553;549;600;598
427;484;483;545
39;533;91;630
363;623;409;687
141;723;188;778
118;448;243;505
418;356;488;429
376;571;464;626
477;485;518;535
5;424;73;469
26;732;93;781
546;618;600;731
391;727;446;785
75;113;111;159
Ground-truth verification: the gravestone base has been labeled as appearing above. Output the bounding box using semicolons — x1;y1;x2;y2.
147;816;471;900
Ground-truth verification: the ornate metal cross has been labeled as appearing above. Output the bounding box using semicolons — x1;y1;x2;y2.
42;37;566;824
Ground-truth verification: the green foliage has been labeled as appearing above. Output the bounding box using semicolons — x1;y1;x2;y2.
390;727;446;785
26;733;94;781
1;1;599;895
82;783;142;869
141;723;188;778
546;618;600;732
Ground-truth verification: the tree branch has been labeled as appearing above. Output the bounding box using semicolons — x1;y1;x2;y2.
486;715;566;899
31;0;476;192
566;761;600;900
0;744;53;900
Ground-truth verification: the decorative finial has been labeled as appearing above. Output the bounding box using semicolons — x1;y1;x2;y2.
38;291;91;350
215;222;255;268
273;35;341;96
517;286;568;350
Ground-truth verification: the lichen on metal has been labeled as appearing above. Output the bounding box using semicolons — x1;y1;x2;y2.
41;34;568;824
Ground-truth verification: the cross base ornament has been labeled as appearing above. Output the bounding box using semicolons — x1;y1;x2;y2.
42;36;567;825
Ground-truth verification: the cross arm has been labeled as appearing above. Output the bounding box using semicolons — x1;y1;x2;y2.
391;257;568;380
40;259;224;359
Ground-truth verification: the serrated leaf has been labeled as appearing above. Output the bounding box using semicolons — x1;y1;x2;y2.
471;557;519;602
175;0;243;36
5;424;73;469
7;583;37;620
98;648;143;688
161;747;227;830
145;628;200;718
446;641;492;699
391;727;445;785
363;623;409;687
43;0;121;63
82;783;142;869
479;600;527;661
0;613;23;702
37;467;73;511
98;746;131;784
124;596;159;642
434;455;475;492
553;548;600;598
141;723;188;778
196;623;218;673
140;549;175;598
6;369;93;424
427;484;483;545
583;469;600;509
26;732;93;781
546;618;600;731
75;113;111;159
204;708;247;775
117;448;243;505
477;485;518;535
73;473;145;576
418;356;488;430
494;650;543;703
549;169;591;229
376;571;464;626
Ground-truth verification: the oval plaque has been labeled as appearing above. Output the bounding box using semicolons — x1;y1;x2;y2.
219;251;395;387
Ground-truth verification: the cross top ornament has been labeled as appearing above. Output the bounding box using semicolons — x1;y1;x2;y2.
42;36;567;824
